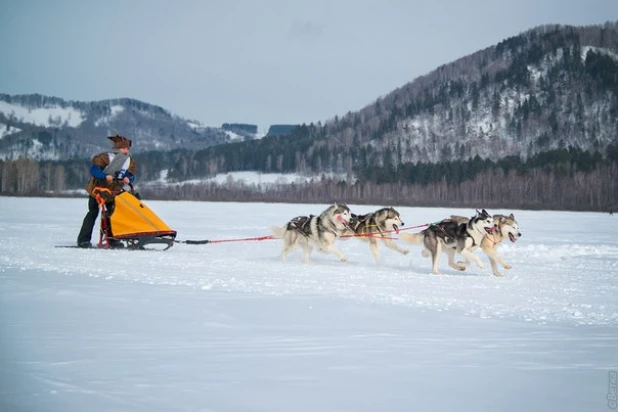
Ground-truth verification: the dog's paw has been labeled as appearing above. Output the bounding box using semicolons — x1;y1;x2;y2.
476;262;485;269
493;272;505;277
456;260;470;266
503;264;512;270
340;257;348;262
401;249;410;255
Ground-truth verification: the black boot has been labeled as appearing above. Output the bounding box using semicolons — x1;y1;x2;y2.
109;239;125;249
77;197;99;247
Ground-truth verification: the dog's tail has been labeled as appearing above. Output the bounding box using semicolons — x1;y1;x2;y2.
399;232;424;245
271;226;286;238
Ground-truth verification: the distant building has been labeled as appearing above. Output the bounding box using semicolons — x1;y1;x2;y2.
266;124;298;137
221;123;258;135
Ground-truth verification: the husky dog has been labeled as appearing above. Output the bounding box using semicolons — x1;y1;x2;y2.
344;207;409;262
272;203;352;263
450;213;521;277
400;209;496;275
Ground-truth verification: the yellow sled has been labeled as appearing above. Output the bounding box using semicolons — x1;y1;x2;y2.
93;187;177;250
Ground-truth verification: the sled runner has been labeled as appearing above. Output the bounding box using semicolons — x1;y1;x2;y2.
92;185;177;250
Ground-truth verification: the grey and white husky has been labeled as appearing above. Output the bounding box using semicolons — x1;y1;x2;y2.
400;209;496;275
272;203;352;263
344;207;409;262
449;213;522;277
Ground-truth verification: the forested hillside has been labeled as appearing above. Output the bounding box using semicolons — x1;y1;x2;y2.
1;22;617;211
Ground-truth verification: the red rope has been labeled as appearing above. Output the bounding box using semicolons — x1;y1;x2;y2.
398;222;431;231
340;222;430;240
180;222;434;245
206;235;275;244
178;235;275;245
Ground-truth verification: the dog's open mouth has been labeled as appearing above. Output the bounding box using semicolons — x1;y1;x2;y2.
337;215;350;227
484;225;497;234
508;232;517;242
392;224;400;234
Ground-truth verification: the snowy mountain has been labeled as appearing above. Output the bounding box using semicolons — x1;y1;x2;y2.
148;22;618;182
1;22;617;211
0;94;229;160
318;22;618;167
3;22;617;168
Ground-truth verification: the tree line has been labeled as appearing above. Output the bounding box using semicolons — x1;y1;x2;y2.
1;145;616;211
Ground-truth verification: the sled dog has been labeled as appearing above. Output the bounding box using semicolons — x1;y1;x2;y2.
272;203;352;263
449;213;521;277
400;209;495;275
344;207;409;262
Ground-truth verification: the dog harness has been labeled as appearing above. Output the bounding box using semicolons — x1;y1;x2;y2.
286;215;314;237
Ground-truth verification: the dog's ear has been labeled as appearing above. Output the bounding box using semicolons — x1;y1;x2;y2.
481;208;488;216
509;213;515;220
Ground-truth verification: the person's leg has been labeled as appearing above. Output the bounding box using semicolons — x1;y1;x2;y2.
77;196;99;247
106;201;124;248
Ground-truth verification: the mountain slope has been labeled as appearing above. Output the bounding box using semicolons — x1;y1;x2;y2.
191;22;618;178
338;22;618;167
1;22;617;211
0;94;228;160
3;23;617;170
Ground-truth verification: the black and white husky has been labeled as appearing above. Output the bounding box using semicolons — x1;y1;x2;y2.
400;209;496;275
450;213;522;277
344;207;409;262
272;203;352;263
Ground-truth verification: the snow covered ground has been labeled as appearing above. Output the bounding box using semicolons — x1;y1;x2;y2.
1;196;617;412
142;170;355;187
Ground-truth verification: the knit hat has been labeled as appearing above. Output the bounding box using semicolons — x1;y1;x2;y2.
108;134;132;149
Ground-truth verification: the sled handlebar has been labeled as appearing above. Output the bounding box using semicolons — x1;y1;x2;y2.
109;178;135;193
113;180;141;200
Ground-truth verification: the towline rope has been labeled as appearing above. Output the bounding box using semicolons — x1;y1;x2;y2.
175;221;437;245
175;235;275;245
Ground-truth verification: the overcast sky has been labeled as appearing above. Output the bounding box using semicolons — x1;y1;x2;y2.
1;0;617;132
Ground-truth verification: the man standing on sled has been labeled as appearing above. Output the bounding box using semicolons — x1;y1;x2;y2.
77;135;137;248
